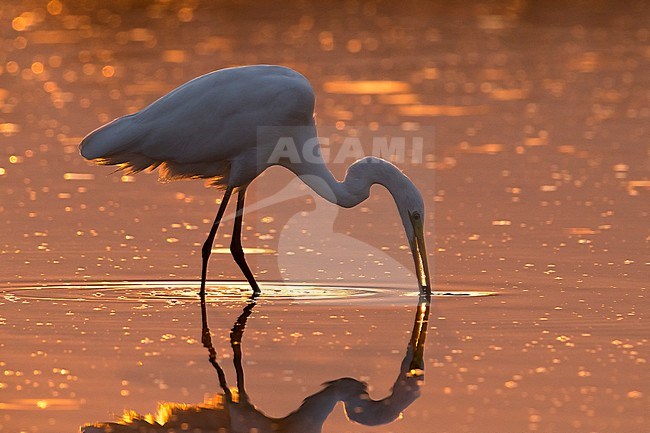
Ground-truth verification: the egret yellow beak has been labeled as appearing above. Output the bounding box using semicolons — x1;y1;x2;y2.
409;211;431;297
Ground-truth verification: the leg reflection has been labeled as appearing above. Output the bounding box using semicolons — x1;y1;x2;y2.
201;293;258;399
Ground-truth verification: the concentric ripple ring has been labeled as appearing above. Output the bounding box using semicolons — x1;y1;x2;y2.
1;280;496;304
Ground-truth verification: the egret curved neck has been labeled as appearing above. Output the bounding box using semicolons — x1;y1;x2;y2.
283;155;406;209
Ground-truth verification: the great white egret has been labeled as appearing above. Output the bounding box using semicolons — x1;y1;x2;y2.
79;65;431;313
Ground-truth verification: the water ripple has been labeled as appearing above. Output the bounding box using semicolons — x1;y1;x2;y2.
1;281;496;304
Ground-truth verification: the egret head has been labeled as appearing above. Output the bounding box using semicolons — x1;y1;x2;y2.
395;182;431;297
348;157;432;296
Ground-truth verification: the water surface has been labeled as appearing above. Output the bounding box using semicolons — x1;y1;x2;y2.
1;1;648;432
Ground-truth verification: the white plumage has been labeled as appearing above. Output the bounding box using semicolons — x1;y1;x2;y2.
81;65;313;187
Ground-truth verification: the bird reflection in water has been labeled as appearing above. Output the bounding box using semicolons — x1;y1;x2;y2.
81;295;430;432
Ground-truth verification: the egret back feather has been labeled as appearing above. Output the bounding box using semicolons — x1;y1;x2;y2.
80;65;313;188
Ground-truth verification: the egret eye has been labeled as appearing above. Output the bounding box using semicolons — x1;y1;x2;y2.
412;211;420;220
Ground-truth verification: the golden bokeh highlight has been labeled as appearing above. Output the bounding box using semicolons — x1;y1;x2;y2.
101;65;115;78
31;62;44;75
47;0;63;15
324;81;411;94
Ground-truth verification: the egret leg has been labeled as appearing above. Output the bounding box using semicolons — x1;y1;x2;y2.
230;187;261;295
201;186;233;347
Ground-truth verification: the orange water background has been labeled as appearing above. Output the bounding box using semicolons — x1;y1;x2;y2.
0;1;648;432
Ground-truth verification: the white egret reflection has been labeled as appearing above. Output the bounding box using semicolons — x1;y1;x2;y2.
82;296;430;432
